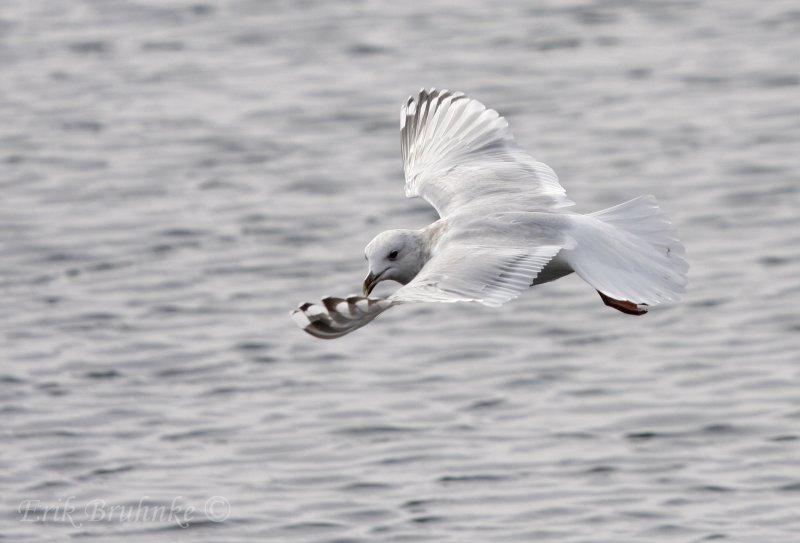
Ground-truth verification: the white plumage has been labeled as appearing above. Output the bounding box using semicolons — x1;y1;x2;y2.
400;89;573;216
291;89;688;339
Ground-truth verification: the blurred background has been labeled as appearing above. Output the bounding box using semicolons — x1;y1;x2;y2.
2;0;799;541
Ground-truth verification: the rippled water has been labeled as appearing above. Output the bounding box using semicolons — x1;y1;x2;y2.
2;0;800;541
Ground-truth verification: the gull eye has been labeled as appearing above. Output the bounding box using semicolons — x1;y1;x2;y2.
388;250;399;260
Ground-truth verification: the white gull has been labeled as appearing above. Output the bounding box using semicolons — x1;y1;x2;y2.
291;89;688;339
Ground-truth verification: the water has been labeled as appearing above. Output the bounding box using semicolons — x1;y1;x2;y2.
2;0;799;541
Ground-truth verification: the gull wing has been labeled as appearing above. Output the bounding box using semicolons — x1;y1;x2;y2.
391;243;563;307
290;244;560;338
401;89;573;217
290;296;394;339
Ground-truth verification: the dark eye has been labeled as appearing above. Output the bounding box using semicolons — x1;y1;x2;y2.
388;250;399;260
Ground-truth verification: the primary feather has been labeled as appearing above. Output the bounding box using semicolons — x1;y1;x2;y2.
401;89;573;217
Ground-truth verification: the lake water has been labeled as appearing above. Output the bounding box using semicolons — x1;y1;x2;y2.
2;0;800;541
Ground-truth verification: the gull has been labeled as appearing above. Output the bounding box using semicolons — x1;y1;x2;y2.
291;89;688;339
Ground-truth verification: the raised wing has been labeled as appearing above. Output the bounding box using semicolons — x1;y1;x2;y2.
391;243;562;307
401;89;573;217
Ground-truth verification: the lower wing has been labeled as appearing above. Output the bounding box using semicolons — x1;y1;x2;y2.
291;241;562;339
290;296;394;339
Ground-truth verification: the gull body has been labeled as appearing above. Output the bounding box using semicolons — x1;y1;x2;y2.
363;213;577;297
293;89;688;338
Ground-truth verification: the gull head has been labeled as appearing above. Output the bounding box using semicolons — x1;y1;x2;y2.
363;229;427;295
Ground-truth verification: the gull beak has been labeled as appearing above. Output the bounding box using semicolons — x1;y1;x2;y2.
362;271;377;296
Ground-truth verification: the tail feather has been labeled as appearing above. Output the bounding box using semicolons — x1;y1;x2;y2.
590;195;687;260
566;195;688;307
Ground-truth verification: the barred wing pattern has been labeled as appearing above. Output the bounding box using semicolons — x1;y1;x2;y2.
401;89;573;217
290;296;394;340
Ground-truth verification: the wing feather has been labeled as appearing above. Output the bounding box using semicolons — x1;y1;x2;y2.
291;296;394;339
391;244;562;307
401;88;573;217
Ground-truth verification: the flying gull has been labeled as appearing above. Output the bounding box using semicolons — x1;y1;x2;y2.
291;89;688;339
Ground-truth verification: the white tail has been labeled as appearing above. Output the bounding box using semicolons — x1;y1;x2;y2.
565;195;688;307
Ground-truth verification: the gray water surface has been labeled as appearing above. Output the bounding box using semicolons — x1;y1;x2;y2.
2;0;800;541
